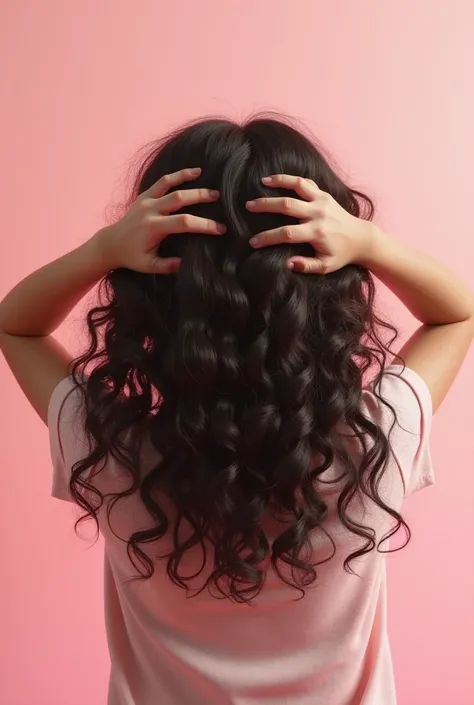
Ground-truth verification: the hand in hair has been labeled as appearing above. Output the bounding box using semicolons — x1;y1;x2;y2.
97;168;226;274
246;174;374;274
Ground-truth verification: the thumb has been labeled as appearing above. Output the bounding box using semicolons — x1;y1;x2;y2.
288;256;329;274
150;256;181;275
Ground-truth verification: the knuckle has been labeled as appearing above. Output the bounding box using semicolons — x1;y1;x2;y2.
296;176;305;189
181;214;193;228
283;226;294;242
319;261;329;274
283;198;293;213
140;198;153;212
319;192;330;205
174;190;186;204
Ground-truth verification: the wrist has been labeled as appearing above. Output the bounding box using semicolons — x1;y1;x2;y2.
91;227;121;272
355;222;387;269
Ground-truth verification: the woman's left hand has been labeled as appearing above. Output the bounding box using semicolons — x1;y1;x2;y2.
246;174;372;274
96;167;226;274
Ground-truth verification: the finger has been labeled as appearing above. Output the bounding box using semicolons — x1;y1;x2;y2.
157;188;220;215
144;168;203;199
151;257;181;275
261;174;320;201
246;196;314;218
249;223;313;249
154;213;226;236
288;256;327;274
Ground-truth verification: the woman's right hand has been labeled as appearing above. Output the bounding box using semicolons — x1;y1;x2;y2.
245;174;375;273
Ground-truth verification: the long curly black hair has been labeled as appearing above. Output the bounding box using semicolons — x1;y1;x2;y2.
70;115;407;603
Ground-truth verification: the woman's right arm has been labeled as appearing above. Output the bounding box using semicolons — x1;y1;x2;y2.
361;226;474;413
246;174;474;414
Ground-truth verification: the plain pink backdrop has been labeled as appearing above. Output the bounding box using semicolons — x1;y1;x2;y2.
1;2;473;704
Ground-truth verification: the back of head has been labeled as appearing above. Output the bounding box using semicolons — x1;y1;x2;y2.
72;116;403;602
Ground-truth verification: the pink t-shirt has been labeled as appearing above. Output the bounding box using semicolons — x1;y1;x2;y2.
48;364;434;705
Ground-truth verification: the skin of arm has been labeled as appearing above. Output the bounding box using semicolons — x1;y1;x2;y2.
360;225;474;326
2;167;473;424
362;225;474;412
0;234;109;423
0;167;224;424
247;175;474;413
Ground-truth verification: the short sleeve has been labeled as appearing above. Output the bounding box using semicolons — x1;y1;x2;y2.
47;376;89;503
363;365;435;497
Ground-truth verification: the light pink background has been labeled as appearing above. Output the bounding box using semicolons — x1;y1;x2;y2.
1;2;473;704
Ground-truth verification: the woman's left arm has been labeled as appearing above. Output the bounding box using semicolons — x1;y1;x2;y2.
0;167;226;424
0;235;109;423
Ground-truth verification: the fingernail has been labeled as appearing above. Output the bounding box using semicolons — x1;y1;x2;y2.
246;200;256;208
190;168;201;175
262;176;272;184
210;190;220;197
217;224;226;233
288;261;294;270
249;237;259;247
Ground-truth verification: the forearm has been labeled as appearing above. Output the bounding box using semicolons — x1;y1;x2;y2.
362;225;474;325
0;233;108;337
